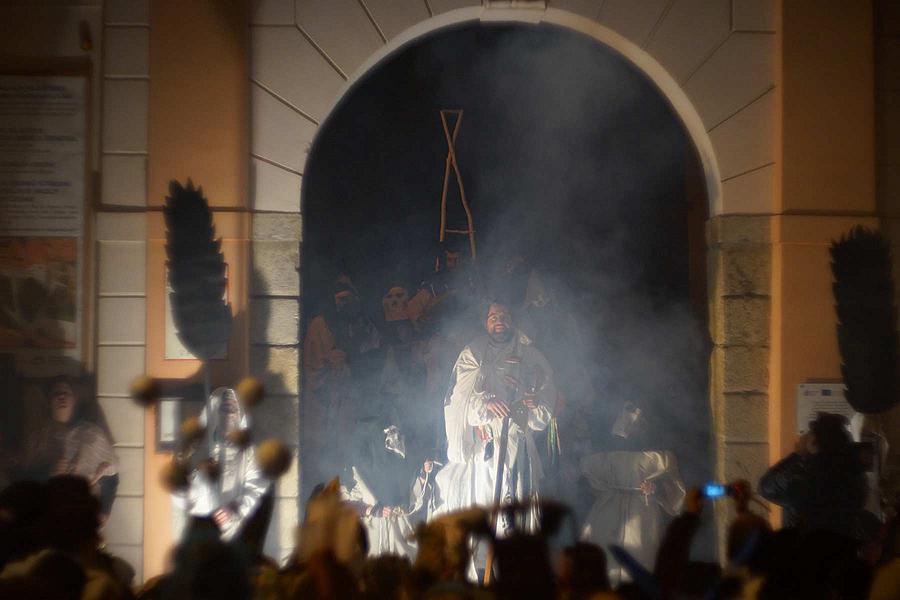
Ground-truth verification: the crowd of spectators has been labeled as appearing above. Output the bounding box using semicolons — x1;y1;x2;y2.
2;421;899;600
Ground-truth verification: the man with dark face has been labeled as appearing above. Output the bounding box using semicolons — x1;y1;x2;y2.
433;302;556;535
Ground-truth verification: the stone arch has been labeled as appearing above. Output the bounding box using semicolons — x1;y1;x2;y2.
325;8;722;212
248;1;775;553
251;1;775;216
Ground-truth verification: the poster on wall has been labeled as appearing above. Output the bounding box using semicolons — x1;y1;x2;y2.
0;76;86;376
796;382;860;437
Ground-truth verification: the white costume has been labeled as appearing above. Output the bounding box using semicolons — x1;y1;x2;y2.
340;424;431;559
341;466;422;559
580;450;685;583
434;331;555;531
173;387;270;541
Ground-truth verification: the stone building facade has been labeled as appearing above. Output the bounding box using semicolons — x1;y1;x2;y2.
2;0;898;580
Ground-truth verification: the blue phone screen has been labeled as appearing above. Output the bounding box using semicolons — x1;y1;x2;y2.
704;484;726;498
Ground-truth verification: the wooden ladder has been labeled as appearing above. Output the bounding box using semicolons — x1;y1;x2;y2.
438;109;477;260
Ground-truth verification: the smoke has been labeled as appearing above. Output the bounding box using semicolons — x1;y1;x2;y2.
302;22;711;530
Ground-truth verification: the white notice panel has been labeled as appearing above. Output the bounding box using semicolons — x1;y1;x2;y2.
0;76;85;237
0;76;86;374
796;383;857;434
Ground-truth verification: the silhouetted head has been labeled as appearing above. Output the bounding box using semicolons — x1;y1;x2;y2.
558;542;610;594
808;412;852;455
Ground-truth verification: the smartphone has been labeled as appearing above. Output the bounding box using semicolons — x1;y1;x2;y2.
703;483;727;498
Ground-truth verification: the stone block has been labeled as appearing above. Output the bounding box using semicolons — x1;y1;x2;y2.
713;296;770;346
251;393;300;441
105;496;143;545
96;212;146;241
102;79;148;153
103;26;149;77
732;0;776;32
251;83;317;173
598;0;668;46
365;0;430;41
98;346;146;396
718;441;769;484
684;32;775;129
101;154;147;206
646;0;731;83
707;215;771;246
251;27;345;123
250;346;299;395
252;213;302;242
114;446;144;496
98;297;146;345
720;163;775;215
251;157;302;212
105;0;149;24
549;0;601;20
718;392;768;442
710;88;775;180
429;0;480;14
251;241;300;296
713;345;768;393
252;0;295;25
99;396;145;446
251;298;300;344
296;0;384;76
98;241;146;295
710;246;770;297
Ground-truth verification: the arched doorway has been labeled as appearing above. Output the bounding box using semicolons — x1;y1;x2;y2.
299;19;712;548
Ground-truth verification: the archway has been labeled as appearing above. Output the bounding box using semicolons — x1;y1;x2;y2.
298;17;713;554
314;7;723;212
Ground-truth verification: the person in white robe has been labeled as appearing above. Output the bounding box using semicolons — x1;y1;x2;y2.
433;302;556;534
580;402;686;585
172;387;271;542
341;421;432;559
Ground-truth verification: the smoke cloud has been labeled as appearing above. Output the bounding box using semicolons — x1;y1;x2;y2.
302;22;712;549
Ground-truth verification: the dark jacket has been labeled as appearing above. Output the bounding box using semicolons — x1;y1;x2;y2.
759;450;866;538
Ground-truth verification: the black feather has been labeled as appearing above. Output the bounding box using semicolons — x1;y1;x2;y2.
830;226;899;414
164;180;232;360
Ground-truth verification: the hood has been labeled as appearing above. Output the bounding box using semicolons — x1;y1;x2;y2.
199;386;250;444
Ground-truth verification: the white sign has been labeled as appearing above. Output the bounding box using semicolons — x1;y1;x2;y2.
0;76;85;236
0;76;86;374
796;382;858;435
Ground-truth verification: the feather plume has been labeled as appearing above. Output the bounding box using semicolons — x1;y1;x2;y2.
830;226;899;414
164;180;232;361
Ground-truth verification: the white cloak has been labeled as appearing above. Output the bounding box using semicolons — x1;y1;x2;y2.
580;450;685;584
435;332;555;525
173;387;270;541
